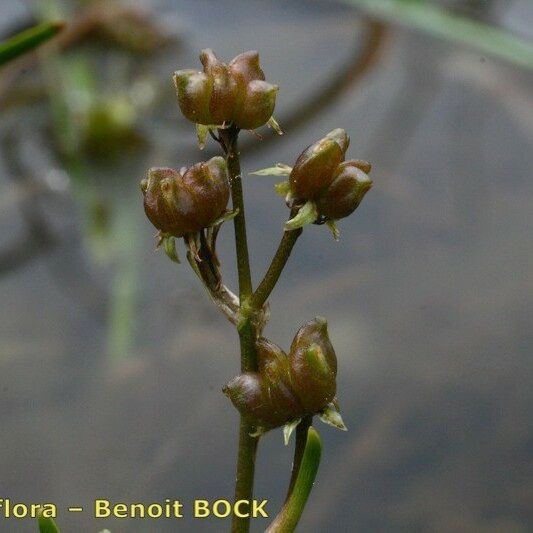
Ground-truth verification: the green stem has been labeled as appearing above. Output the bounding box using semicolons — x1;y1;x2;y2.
220;126;253;302
218;126;259;533
251;209;301;309
266;426;322;533
0;20;64;67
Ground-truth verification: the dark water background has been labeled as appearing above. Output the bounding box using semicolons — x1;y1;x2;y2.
1;0;532;531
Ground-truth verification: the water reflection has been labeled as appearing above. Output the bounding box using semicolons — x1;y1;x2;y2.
1;1;532;531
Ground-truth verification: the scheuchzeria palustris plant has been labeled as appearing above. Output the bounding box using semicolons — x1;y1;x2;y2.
141;49;372;533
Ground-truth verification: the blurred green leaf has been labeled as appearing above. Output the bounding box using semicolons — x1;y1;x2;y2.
0;21;64;67
343;0;533;70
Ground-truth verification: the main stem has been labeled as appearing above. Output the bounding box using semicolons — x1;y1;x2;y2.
219;126;259;533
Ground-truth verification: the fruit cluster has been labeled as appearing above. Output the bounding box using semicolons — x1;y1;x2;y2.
289;128;372;221
141;156;230;238
174;49;278;130
224;318;342;433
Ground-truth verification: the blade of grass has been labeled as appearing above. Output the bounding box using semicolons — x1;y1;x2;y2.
106;196;140;362
0;21;64;67
343;0;533;70
37;512;60;533
266;426;322;533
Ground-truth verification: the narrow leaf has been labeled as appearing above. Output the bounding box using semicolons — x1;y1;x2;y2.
342;0;533;71
0;21;65;67
37;512;60;533
266;427;322;533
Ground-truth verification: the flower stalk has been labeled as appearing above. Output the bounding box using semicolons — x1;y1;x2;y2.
140;48;373;533
250;208;301;309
